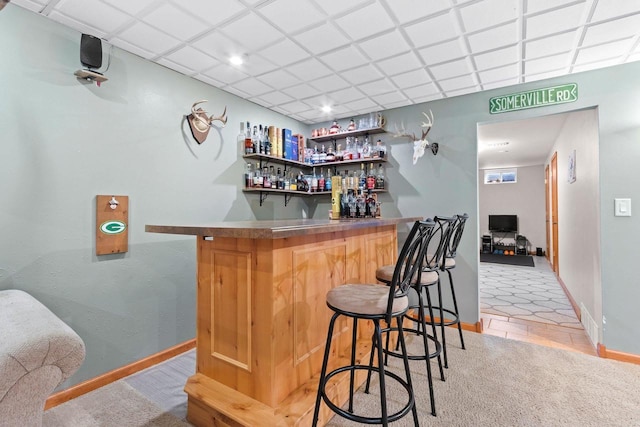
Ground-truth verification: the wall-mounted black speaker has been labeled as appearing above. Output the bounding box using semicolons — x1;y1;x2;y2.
80;34;102;69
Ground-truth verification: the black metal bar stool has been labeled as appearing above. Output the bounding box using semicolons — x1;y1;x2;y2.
312;220;435;427
432;213;469;367
374;216;454;416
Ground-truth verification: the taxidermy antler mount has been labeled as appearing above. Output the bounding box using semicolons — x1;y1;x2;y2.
187;100;228;144
393;110;439;164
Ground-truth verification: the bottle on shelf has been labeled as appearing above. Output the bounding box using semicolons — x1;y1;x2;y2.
325;168;332;192
311;167;318;193
319;144;327;163
326;145;335;162
262;166;271;188
367;163;376;190
270;166;277;189
375;139;386;159
284;171;290;190
362;135;371;158
355;137;363;159
245;163;253;188
375;163;385;190
318;168;325;192
359;163;366;190
239;122;247;155
335;144;344;162
254;162;262;187
258;125;264;154
252;125;259;154
344;138;353;161
276;167;284;190
244;121;253;154
289;171;297;191
365;189;376;217
311;145;320;165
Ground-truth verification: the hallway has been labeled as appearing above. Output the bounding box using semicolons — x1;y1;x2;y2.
480;256;597;356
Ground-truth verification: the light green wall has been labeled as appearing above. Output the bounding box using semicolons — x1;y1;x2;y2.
2;4;639;392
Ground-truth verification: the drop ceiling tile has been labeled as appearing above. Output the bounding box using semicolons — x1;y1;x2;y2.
313;0;369;17
402;83;440;99
156;58;194;75
390;69;432;89
478;64;519;83
281;84;320;100
582;14;640;46
384;0;451;25
309;74;350;92
278;100;313;115
195;74;224;87
240;54;279;76
358;78;397;96
13;0;46;12
591;1;640;21
47;11;108;39
286;58;332;81
114;21;181;55
429;58;472;80
202;63;249;84
403;11;460;48
259;0;325;33
219;12;283;50
358;30;411;61
293;23;350;55
109;37;153;59
445;86;477;97
523;52;568;75
191;31;242;61
473;45;518;70
482;77;519;90
525;3;586;39
343;97;379;112
141;3;208;41
303;95;337;109
255;91;295;107
418;38;466;66
334;2;395;41
172;0;245;26
232;78;274;96
340;65;384;85
382;100;412;110
327;87;365;104
459;0;518;33
523;68;565;82
523;30;576;60
260;38;310;66
223;85;250;99
468;21;518;52
257;69;301;90
101;0;157;16
319;46;369;72
371;91;407;105
55;0;132;33
524;0;579;14
575;38;633;64
438;74;475;91
165;46;220;72
376;52;422;76
411;92;444;104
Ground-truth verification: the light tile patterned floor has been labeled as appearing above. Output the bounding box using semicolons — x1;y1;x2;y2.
480;256;582;328
480;256;596;356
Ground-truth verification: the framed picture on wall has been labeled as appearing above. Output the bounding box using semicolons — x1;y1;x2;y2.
568;149;576;183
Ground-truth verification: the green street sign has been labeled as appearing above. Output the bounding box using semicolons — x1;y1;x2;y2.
489;83;578;114
100;220;127;235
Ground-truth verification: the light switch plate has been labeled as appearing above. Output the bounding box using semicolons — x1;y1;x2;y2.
614;198;631;217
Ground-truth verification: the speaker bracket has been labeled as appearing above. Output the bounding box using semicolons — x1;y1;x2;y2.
74;69;108;84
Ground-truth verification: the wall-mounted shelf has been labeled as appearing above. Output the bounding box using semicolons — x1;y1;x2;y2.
308;126;386;143
243;187;387;206
74;69;108;83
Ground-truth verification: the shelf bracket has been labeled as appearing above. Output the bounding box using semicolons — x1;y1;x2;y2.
284;193;292;207
260;191;268;206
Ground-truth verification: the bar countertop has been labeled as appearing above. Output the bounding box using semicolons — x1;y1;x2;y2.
145;217;422;240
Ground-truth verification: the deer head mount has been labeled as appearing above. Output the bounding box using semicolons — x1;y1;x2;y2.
187;100;228;144
393;110;439;165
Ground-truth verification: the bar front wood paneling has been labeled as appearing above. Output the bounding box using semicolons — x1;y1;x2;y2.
146;217;420;426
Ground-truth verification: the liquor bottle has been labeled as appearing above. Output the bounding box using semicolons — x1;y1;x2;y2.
311;167;318;193
244;121;253;154
362;135;371;158
367;163;376;190
325;168;332;192
239;122;247;155
359;163;366;190
344;138;352;161
355;137;363;159
335;144;344;162
258;125;264;154
252;125;259;154
270;166;277;189
254;162;262;187
289;171;297;191
311;145;320;165
284;171;290;190
375;139;386;159
264;125;271;156
326;145;335;162
262;166;270;188
365;189;376;217
375;163;385;190
244;163;253;188
318;168;325;192
277;167;284;189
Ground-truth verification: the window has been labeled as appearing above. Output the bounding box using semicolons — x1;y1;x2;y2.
484;168;517;184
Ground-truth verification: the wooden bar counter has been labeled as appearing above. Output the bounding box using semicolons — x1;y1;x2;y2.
146;217;420;426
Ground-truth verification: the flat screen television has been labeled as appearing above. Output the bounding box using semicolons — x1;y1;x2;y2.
489;215;518;233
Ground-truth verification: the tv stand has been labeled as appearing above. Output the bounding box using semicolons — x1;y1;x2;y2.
490;231;518;255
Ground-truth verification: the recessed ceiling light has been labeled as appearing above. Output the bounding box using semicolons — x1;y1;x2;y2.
321;106;332;113
229;55;243;66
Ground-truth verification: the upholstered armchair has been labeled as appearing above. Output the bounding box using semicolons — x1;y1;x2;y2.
0;290;85;427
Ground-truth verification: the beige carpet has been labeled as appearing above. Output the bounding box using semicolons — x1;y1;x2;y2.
44;330;640;427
